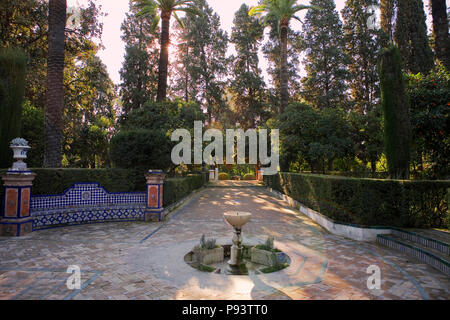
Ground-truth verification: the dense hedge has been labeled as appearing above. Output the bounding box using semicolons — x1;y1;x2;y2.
0;169;205;213
264;172;450;228
163;174;204;207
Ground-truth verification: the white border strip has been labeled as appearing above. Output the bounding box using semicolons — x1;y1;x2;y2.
267;187;392;242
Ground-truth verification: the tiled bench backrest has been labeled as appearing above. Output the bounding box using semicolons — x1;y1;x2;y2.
30;183;146;211
29;183;147;230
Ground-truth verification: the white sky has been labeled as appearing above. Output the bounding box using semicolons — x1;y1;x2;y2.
67;0;436;85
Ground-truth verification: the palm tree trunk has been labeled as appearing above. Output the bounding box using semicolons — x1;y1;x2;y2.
156;10;171;102
44;0;66;168
279;22;289;113
430;0;450;70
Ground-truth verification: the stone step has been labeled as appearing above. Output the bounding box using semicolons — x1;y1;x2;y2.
390;228;449;256
377;234;450;276
405;228;450;246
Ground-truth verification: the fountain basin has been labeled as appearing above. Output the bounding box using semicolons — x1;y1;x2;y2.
224;211;251;228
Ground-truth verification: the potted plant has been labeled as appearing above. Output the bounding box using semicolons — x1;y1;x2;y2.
193;235;224;265
251;236;287;268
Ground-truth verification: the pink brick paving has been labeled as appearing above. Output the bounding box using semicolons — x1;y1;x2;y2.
0;182;448;300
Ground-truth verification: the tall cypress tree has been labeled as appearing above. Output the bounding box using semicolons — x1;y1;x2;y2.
429;0;450;70
229;4;266;129
394;0;434;74
173;0;228;123
262;17;302;112
301;0;349;110
342;0;382;113
379;45;411;179
119;2;159;122
0;48;27;168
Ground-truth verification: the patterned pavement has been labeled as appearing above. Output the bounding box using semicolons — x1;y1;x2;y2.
0;183;449;300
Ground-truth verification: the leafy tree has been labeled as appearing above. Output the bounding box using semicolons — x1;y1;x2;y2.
229;4;267;129
250;0;313;113
408;65;449;179
0;0;104;112
119;2;160;121
0;48;27;168
172;0;229;123
348;107;384;176
121;100;204;133
63;51;117;168
342;0;382;114
429;0;449;70
394;0;434;74
301;0;349;110
0;0;49;110
44;0;67;168
132;0;200;102
0;0;113;168
113;100;204;171
278;102;353;173
379;45;411;179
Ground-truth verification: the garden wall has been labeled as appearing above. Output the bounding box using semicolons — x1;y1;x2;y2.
264;172;450;228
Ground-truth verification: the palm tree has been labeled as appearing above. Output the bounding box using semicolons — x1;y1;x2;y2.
44;0;67;167
133;0;199;102
250;0;314;113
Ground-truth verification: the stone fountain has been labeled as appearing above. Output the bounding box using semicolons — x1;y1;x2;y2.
223;211;252;275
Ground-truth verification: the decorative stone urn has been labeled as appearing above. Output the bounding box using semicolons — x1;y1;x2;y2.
9;138;32;172
223;211;252;275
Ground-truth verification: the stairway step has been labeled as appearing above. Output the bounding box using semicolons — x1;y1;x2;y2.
377;234;450;276
406;228;450;245
390;228;449;256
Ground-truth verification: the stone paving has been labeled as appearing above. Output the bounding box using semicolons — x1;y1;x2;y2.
0;182;449;300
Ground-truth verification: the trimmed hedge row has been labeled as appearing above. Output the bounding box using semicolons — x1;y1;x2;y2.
0;169;205;212
163;174;204;207
264;172;450;228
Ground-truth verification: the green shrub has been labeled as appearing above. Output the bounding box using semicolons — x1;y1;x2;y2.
243;173;256;180
21;102;44;167
264;172;450;228
218;173;231;180
110;129;174;171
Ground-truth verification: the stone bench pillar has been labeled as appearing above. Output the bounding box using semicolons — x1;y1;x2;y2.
209;169;215;181
1;171;36;236
144;170;166;222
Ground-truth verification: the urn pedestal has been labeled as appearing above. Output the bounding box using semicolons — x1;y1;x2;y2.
144;170;166;222
1;172;36;237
